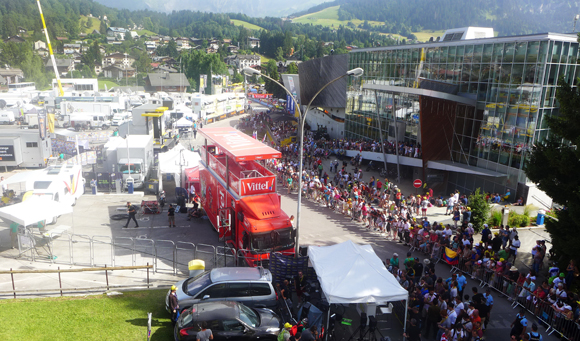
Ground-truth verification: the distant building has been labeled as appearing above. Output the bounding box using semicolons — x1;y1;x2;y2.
248;37;260;49
103;53;135;67
230;54;261;72
0;68;24;84
106;27;128;38
145;72;189;92
34;40;47;51
103;65;135;79
4;36;26;44
44;59;74;76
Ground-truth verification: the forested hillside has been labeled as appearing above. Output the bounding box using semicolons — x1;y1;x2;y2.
296;0;580;36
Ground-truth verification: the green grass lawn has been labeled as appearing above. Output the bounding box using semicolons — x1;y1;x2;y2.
98;80;119;91
136;29;157;37
231;19;265;31
413;30;446;42
259;54;271;64
79;15;101;34
293;6;444;42
0;289;173;341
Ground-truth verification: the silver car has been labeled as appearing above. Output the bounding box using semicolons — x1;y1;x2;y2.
166;267;277;313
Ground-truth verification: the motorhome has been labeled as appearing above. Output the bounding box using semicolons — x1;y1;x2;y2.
69;113;111;130
29;164;85;207
0;111;15;125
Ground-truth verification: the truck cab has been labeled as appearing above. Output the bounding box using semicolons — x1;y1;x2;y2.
118;158;146;189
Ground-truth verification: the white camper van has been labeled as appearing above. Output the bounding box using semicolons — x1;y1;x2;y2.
30;164;86;207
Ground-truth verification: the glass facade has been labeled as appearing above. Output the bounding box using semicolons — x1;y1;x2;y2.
345;34;580;194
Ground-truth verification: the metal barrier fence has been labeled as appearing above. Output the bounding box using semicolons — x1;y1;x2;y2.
406;231;580;341
17;233;271;276
0;265;153;298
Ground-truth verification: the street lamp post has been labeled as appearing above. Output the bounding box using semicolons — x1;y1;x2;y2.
243;67;364;257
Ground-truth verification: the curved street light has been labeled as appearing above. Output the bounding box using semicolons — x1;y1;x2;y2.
243;66;364;257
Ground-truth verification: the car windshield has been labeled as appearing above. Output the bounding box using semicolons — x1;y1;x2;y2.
186;271;212;296
238;304;259;328
252;228;294;252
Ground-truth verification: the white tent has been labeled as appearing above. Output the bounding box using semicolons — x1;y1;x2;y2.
158;144;201;188
174;117;193;128
308;240;409;330
0;196;73;226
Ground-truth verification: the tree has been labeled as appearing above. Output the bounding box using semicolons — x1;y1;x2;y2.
125;32;133;41
286;62;299;74
275;47;284;61
525;76;580;263
468;188;491;232
264;59;283;98
99;20;107;35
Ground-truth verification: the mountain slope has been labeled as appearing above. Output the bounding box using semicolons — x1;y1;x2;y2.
295;0;580;36
93;0;328;17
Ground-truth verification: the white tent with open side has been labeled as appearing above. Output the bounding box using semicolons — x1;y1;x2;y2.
158;144;201;189
307;240;409;330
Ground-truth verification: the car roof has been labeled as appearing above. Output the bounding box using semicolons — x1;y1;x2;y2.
193;301;239;321
210;267;271;282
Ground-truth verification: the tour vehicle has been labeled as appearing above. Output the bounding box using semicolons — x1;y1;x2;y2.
198;127;295;266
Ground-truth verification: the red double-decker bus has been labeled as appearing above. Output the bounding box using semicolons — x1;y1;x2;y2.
198;127;295;266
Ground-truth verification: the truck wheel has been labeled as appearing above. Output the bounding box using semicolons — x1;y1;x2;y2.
72;198;77;206
32;125;38;129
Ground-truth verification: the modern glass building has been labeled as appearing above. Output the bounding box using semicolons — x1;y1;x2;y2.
344;30;579;202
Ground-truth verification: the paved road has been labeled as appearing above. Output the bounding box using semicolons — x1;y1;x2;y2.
0;107;556;341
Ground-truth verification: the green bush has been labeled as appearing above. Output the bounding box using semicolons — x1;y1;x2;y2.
469;188;491;232
508;211;531;227
488;210;502;226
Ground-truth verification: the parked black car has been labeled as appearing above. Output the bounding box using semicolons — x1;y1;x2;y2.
174;301;281;341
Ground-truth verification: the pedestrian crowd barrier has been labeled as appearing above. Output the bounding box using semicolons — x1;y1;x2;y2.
405;230;580;341
16;232;272;277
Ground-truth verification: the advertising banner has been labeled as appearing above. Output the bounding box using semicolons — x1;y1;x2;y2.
286;95;295;114
249;93;272;99
0;146;16;161
240;176;276;196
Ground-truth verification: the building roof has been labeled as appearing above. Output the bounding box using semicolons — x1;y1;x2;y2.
146;73;189;87
107;27;128;33
103;64;135;71
0;68;24;76
4;36;25;43
352;32;579;53
235;54;260;61
45;59;73;68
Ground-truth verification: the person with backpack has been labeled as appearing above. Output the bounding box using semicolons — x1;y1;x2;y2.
527;323;543;341
123;202;139;228
510;308;528;339
278;323;292;341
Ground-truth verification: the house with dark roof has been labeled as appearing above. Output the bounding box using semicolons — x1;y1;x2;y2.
4;36;26;43
44;59;74;76
145;72;189;92
103;65;135;79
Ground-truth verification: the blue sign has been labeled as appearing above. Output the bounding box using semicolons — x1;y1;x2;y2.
286;95;295;114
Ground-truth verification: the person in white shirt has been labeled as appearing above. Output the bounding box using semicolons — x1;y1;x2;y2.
508;235;521;263
446;194;456;215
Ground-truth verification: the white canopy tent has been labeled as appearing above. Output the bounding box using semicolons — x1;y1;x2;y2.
307;240;409;331
0;196;73;226
174;117;193;129
158;144;201;189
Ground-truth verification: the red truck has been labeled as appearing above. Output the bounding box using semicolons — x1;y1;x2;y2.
198;127;295;266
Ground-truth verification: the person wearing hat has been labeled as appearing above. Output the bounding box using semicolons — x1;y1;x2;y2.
169;285;179;326
481;224;491;244
491;232;502;252
278;323;292;341
390;253;400;270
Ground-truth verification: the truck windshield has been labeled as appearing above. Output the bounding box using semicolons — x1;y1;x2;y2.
251;228;294;252
119;164;142;174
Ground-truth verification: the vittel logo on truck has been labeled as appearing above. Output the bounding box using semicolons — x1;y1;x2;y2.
241;177;275;196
